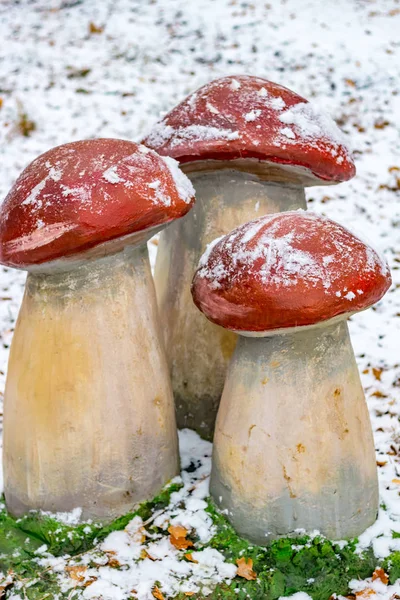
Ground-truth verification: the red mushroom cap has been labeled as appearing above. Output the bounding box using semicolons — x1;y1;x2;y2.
191;211;391;333
142;75;355;185
0;139;195;269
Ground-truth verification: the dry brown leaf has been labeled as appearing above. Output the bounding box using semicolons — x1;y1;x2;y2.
184;553;198;564
168;525;189;539
89;22;104;34
152;586;165;600
236;557;257;581
185;593;195;597
0;98;3;110
355;589;376;599
392;478;400;485
372;368;383;381
389;166;400;173
371;390;388;398
345;78;356;87
168;524;194;550
108;557;122;568
372;567;389;584
66;565;87;582
377;460;387;467
170;535;194;550
374;119;390;130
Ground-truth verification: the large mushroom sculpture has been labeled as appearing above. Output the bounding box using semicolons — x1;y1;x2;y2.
0;139;195;519
192;211;391;542
143;74;355;439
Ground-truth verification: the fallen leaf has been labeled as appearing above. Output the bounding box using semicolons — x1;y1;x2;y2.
236;557;257;581
0;573;14;598
152;586;165;600
184;553;198;563
0;98;3;109
374;119;390;130
107;557;122;568
168;525;189;539
89;22;104;34
66;565;87;582
345;78;356;87
392;479;400;485
371;390;388;398
376;460;387;467
169;524;194;550
170;535;194;550
372;368;383;381
140;549;156;561
185;593;195;597
372;567;389;584
355;589;376;599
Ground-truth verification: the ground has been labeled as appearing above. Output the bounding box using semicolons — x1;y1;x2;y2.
0;0;399;598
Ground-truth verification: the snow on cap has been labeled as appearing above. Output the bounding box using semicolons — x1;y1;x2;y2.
142;75;355;185
0;139;195;269
191;211;391;333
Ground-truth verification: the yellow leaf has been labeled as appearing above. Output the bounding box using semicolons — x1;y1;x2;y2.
184;553;198;564
89;22;104;34
152;586;165;600
236;557;257;581
140;549;156;561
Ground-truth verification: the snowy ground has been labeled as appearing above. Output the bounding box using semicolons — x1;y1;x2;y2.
0;0;400;598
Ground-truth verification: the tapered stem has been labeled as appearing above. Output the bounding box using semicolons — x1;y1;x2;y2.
211;319;378;543
3;245;179;520
155;169;306;439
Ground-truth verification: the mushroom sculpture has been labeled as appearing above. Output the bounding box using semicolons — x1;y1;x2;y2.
192;211;391;542
0;139;195;519
143;74;355;438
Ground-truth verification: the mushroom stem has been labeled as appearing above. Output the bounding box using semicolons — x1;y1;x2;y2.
155;169;306;439
3;244;179;520
211;318;378;542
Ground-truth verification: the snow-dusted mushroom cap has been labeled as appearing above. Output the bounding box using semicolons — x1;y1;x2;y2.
143;75;355;185
0;139;195;269
192;212;391;333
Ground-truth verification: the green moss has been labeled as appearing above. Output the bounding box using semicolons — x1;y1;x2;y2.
202;500;377;600
0;493;390;600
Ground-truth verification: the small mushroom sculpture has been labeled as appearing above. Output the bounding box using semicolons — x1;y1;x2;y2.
143;74;355;438
191;211;391;543
0;139;195;519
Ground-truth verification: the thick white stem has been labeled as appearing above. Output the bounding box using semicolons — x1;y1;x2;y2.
155;170;306;439
211;319;378;543
3;245;179;520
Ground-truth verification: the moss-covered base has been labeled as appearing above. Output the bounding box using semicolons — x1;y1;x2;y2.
0;492;398;599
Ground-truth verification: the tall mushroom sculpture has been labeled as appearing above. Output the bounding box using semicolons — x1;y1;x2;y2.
143;75;356;438
192;211;391;542
0;139;195;520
